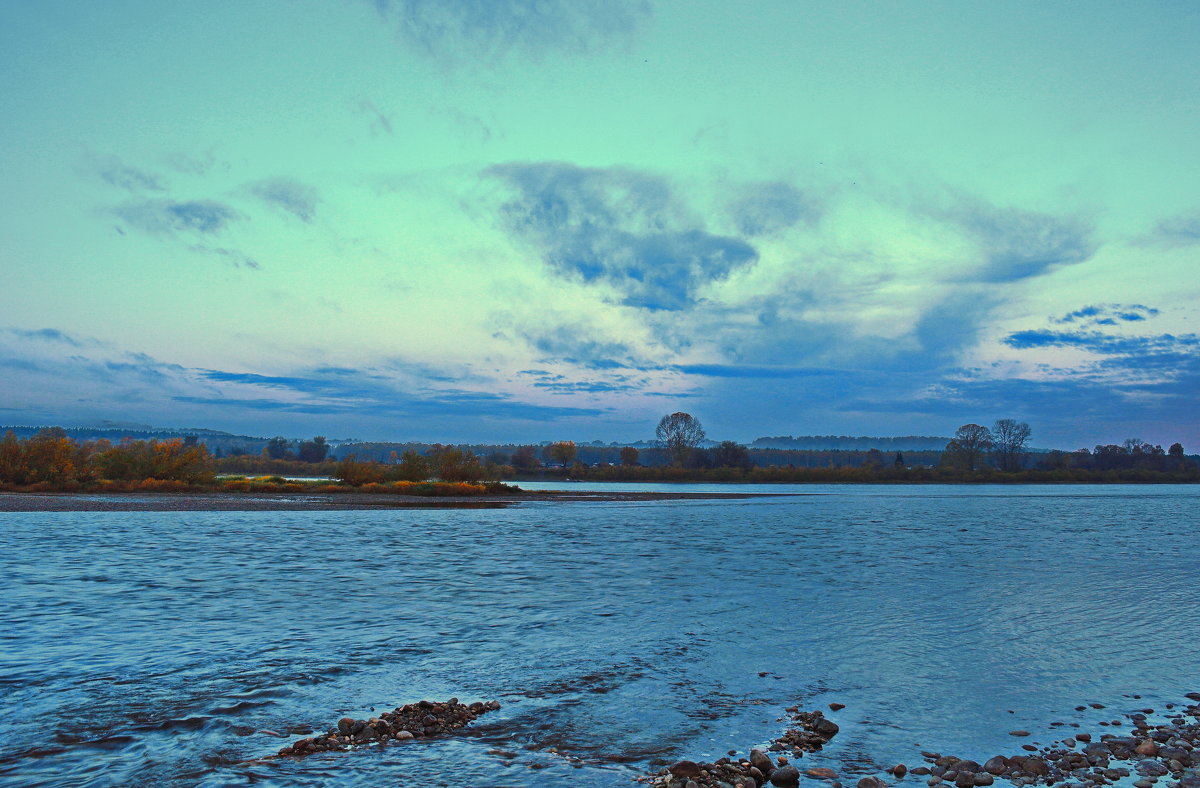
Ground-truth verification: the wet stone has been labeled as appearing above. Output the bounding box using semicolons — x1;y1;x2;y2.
274;698;500;759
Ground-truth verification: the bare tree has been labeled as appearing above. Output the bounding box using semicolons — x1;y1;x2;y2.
656;412;706;465
992;419;1031;472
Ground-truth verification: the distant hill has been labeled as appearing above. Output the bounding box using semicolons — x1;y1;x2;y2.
750;435;951;451
0;425;275;455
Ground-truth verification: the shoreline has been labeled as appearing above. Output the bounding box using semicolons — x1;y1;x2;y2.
0;489;784;512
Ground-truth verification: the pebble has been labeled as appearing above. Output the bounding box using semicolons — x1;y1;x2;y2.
771;765;800;787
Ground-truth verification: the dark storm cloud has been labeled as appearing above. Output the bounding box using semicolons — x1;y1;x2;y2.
490;162;758;310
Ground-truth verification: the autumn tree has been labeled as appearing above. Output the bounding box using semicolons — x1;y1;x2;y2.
428;445;484;482
510;445;539;470
656;412;706;465
942;423;994;471
264;436;292;460
544;441;577;466
1168;442;1187;471
298;435;329;463
619;446;640;466
992;419;1032;472
392;450;431;482
334;454;385;485
711;440;751;469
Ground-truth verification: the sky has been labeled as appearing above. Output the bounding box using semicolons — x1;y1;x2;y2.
0;0;1197;448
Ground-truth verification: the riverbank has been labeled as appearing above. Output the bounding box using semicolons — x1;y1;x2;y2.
0;488;780;511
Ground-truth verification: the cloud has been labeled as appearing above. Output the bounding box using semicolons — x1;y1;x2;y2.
1002;328;1198;358
162;150;225;176
86;154;166;193
373;0;650;62
725;181;821;237
0;330;608;437
671;363;836;379
1143;212;1200;247
939;199;1096;282
3;327;87;348
187;245;261;270
354;98;394;136
1052;304;1159;326
489;162;758;310
247;178;319;223
195;365;612;422
116;199;240;235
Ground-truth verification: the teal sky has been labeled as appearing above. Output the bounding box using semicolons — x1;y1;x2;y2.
1;0;1197;448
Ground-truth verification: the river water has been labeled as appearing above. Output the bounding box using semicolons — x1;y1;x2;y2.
1;484;1198;787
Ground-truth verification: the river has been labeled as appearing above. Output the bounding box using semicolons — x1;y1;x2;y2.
1;484;1197;786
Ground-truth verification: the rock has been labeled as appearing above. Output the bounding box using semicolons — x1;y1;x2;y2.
395;730;414;740
984;757;1009;776
1133;780;1154;788
1011;731;1032;737
808;768;839;779
829;703;846;711
955;772;976;788
669;761;703;779
891;764;907;778
815;718;840;737
337;717;355;734
1024;758;1050;777
974;775;993;786
858;778;887;788
1136;740;1160;756
1077;734;1093;743
1136;761;1169;777
752;749;776;774
771;765;800;787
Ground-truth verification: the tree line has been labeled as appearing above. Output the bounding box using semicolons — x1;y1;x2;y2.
3;416;1197;492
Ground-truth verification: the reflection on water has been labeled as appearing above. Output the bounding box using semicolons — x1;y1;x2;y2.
1;485;1198;786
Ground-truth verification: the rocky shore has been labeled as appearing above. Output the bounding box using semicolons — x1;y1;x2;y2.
272;698;501;758
641;692;1200;788
640;706;842;787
